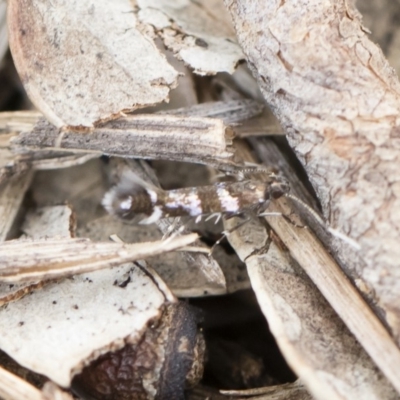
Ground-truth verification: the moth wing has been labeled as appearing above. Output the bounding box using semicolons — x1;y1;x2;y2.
102;170;162;217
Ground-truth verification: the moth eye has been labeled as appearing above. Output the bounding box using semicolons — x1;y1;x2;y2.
270;180;290;199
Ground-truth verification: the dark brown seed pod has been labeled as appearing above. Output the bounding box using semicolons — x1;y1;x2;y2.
71;302;205;400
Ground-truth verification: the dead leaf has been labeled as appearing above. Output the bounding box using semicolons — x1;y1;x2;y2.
136;0;243;75
0;262;175;387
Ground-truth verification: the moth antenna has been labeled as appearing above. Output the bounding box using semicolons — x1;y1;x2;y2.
285;193;361;250
231;168;283;183
118;170;162;195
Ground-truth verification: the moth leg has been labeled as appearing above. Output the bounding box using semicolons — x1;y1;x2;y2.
209;215;251;254
257;198;306;229
205;212;223;224
162;217;182;240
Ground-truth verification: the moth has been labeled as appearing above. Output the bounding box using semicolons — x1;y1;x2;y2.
102;170;290;225
102;169;360;250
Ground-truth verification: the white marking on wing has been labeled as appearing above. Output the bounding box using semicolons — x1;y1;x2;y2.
165;190;202;216
139;206;163;224
146;189;158;204
217;187;239;212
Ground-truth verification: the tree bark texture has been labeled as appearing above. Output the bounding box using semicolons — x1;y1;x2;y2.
225;0;400;344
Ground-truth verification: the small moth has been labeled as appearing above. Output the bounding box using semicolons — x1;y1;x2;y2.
103;170;360;250
102;170;290;224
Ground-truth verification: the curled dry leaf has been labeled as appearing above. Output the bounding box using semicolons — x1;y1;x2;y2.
7;0;179;128
0;262;175;387
136;0;243;75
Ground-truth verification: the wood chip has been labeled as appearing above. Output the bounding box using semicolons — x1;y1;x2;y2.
0;234;198;283
21;205;76;239
12;115;235;168
0;262;175;387
0;365;73;400
7;0;179;128
0;170;33;241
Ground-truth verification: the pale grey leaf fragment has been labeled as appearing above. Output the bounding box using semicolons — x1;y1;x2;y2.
137;0;243;75
0;262;174;387
8;0;179;128
21;205;75;240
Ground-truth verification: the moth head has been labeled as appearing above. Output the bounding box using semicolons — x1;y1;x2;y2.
269;175;290;199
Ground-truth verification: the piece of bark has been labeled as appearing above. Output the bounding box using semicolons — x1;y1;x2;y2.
157;99;264;125
223;140;400;399
0;205;76;307
12;115;236;168
0;170;33;241
3;101;262;174
356;0;400;74
7;0;179;128
0;366;73;400
0;0;7;65
21;205;76;240
0;111;100;185
0;261;176;388
220;380;312;400
0;235;198;283
225;214;399;399
188;381;312;400
226;0;400;393
136;0;243;75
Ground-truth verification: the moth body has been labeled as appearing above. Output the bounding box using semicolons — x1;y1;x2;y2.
103;172;289;224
